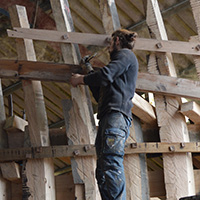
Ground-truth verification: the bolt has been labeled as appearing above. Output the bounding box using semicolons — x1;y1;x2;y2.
84;145;91;152
130;143;137;149
73;150;80;156
180;142;185;148
196;44;200;51
62;34;68;40
169;146;175;152
156;42;162;49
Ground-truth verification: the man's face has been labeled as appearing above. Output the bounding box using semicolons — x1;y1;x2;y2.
109;37;115;54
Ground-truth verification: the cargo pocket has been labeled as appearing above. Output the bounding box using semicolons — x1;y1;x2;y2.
103;128;126;157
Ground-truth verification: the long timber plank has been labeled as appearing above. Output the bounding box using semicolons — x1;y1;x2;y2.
0;142;200;161
7;27;200;56
9;5;56;200
146;0;195;198
0;59;200;100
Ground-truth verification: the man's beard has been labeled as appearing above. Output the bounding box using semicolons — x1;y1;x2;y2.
109;42;118;60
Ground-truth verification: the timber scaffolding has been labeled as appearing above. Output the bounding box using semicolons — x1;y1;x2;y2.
1;0;200;200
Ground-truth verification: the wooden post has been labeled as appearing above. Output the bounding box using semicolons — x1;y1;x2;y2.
98;0;150;199
9;5;55;199
190;1;200;80
50;0;99;199
145;0;195;199
0;80;11;199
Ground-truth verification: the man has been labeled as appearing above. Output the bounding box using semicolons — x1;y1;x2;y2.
70;29;138;200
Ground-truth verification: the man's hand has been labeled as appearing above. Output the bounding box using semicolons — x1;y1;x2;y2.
70;73;84;87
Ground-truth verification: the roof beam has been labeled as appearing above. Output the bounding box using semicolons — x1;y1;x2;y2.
7;28;200;56
128;0;190;30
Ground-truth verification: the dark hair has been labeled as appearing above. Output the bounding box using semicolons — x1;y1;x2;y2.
111;29;138;49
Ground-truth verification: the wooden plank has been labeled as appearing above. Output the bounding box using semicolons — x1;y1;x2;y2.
132;94;156;125
8;5;55;200
98;0;120;34
136;72;200;100
7;27;200;56
0;76;11;199
148;169;200;198
55;173;75;200
146;0;195;199
132;116;150;200
180;101;200;124
4;115;28;132
4;115;27;148
148;170;165;198
0;162;20;182
190;2;200;78
1;59;200;100
0;142;200;161
50;0;99;199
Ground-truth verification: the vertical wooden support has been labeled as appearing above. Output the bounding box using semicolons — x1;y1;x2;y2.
99;0;121;34
50;1;99;199
145;0;195;199
9;5;55;200
0;80;11;199
98;1;150;199
190;0;200;79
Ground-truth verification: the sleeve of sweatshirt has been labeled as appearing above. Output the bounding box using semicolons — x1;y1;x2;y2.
84;50;133;87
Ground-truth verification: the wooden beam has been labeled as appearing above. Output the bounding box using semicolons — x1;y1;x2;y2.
7;27;200;56
4;115;28;132
98;0;120;34
132;94;156;125
0;68;11;199
180;101;200;124
0;142;200;161
131;116;150;199
0;162;20;182
146;0;195;199
3;115;27;148
148;170;165;198
50;0;99;199
190;1;200;78
148;169;200;198
1;59;200;100
8;5;55;200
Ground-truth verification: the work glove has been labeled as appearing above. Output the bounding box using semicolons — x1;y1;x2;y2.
80;55;94;74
